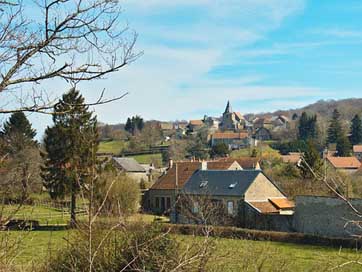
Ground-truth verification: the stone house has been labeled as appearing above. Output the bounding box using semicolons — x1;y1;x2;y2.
146;158;260;215
254;127;272;141
210;132;249;149
177;169;294;230
353;145;362;161
253;117;274;130
326;156;361;174
112;157;148;182
187;120;204;134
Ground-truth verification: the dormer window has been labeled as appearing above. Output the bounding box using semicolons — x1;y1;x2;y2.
229;182;237;189
199;180;208;188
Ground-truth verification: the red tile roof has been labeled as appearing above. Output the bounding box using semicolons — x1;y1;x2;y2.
353;145;362;153
269;198;295;209
212;132;248;140
327;156;361;169
281;153;302;164
189;120;204;126
247;201;279;214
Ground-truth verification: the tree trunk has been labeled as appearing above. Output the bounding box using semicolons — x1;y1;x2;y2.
70;182;77;228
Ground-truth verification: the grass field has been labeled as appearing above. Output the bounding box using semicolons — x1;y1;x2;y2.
130;153;162;165
98;140;127;154
2;230;362;271
2;205;87;226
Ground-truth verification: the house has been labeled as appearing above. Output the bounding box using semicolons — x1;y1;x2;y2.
177;169;294;230
326;156;361;174
210;132;249;149
146;158;260;215
353;145;362;161
112;157;148;182
187;120;204;134
271;115;290;130
253;117;274;130
281;152;302;164
219;101;245;131
203;116;220;131
254;127;272;141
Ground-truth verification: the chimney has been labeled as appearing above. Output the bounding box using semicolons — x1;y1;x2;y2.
201;161;207;170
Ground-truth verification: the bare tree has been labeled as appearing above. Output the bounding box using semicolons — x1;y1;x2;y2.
0;0;141;114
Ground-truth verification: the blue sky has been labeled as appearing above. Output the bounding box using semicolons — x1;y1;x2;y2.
14;0;362;136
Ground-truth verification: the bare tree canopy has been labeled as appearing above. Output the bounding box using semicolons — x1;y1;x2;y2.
0;0;141;114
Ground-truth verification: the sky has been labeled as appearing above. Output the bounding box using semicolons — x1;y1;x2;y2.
8;0;362;138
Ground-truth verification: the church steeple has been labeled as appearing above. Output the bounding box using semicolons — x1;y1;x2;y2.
224;100;232;114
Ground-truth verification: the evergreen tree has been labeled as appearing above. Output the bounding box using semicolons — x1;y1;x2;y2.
42;88;98;226
350;114;362;145
1;112;37;153
125;117;132;134
336;134;352;156
327;109;342;144
299;140;322;179
298;112;318;141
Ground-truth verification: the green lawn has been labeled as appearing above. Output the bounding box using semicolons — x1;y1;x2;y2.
130;153;162;165
2;229;362;271
98;140;127;154
2;205;86;226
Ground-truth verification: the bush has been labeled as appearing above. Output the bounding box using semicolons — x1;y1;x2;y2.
95;172;140;217
43;223;213;272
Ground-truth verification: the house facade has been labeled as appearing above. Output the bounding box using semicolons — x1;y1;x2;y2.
176;169;294;231
353;145;362;161
326;156;361;174
145;158;260;215
112;157;148;182
210;132;249;149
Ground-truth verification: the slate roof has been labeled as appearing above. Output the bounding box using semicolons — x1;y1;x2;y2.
112;157;146;172
151;161;241;190
182;170;262;196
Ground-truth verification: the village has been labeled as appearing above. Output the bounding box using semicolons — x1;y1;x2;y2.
102;101;362;239
2;0;362;271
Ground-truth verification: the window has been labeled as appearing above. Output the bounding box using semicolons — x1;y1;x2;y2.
161;197;166;211
155;197;160;209
166;197;171;210
192;201;199;213
227;201;234;215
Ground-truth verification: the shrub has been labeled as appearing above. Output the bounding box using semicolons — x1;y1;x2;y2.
43;223;213;272
95;172;140;217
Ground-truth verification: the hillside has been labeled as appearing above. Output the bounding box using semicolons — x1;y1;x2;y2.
248;98;362;122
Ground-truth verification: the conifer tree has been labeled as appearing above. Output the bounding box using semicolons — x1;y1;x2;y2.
327;109;342;144
350;114;362;145
336;134;352;156
298;112;318;141
1;112;37;153
299;139;322;179
42;88;98;227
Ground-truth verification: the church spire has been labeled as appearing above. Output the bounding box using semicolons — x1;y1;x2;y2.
224;100;232;114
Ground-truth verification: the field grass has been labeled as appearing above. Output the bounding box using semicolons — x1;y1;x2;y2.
130;153;162;165
98;140;126;154
2;205;86;226
1;225;361;271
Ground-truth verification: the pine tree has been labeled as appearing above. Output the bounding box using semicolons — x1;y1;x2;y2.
327;109;342;144
1;112;37;153
300;140;322;179
336;134;352;156
42;88;98;227
350;114;362;145
125;117;133;134
298;112;318;141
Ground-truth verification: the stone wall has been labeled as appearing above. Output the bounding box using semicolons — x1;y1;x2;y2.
293;195;362;238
